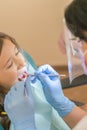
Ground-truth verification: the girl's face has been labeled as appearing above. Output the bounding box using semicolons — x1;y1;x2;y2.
0;39;26;92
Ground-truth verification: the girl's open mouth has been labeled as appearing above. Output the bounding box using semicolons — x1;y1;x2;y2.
18;66;29;81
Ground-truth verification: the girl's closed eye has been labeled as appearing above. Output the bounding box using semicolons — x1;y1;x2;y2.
15;49;20;56
7;61;13;69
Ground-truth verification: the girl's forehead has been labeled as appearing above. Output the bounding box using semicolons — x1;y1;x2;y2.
0;39;15;69
1;39;15;55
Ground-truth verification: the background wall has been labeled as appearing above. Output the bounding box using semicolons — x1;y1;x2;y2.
0;0;71;66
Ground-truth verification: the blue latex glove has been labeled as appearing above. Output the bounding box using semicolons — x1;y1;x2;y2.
4;80;36;130
34;64;75;117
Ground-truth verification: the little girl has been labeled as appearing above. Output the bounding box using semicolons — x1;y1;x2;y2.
0;32;70;130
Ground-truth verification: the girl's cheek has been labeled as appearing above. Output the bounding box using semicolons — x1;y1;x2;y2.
9;72;18;86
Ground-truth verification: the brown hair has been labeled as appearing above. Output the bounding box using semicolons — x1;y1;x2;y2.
64;0;87;42
0;32;20;130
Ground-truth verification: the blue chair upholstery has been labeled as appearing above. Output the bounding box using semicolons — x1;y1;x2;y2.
22;50;37;70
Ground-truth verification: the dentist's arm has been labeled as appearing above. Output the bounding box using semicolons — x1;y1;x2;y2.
34;64;87;128
4;80;36;130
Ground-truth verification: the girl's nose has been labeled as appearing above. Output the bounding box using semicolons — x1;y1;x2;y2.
14;56;26;70
17;63;25;70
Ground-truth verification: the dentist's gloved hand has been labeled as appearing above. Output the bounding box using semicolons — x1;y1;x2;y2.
35;64;75;117
4;80;36;130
